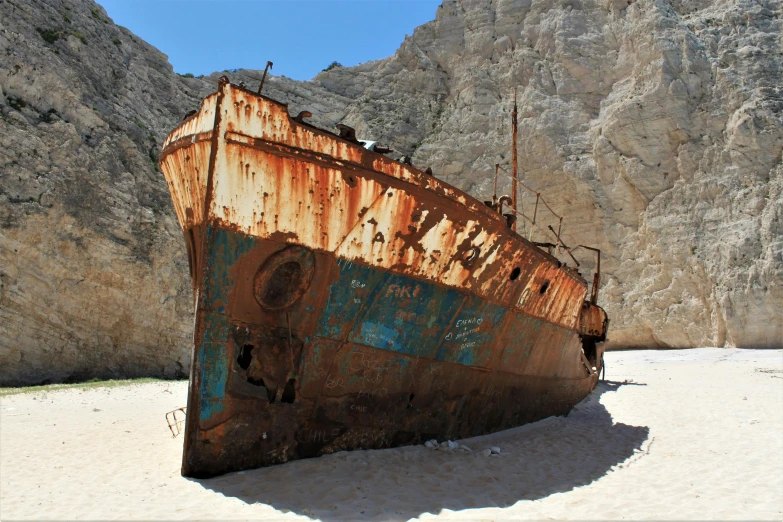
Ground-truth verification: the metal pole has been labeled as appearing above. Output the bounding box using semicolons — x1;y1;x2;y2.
528;193;539;241
258;61;273;94
493;163;499;207
556;216;563;255
593;248;601;304
511;88;518;231
575;245;602;304
548;225;580;267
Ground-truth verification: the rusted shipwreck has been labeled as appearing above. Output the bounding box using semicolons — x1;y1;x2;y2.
159;76;608;478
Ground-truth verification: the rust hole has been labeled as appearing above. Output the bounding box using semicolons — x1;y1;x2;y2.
282;379;296;404
237;343;254;370
510;267;521;281
248;375;266;388
407;393;415;409
540;280;550;294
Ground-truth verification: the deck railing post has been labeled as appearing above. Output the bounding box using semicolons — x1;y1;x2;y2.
556;216;563;255
511;90;518;232
528;193;539;241
493;163;499;209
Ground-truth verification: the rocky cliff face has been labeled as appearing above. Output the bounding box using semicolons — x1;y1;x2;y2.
315;0;782;350
0;0;355;386
1;0;779;384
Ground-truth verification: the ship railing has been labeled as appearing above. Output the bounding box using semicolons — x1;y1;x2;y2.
485;164;602;302
487;164;574;258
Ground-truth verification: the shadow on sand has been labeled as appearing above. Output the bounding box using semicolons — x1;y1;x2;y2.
195;380;649;520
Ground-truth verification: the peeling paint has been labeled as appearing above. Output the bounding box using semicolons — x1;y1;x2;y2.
159;81;608;478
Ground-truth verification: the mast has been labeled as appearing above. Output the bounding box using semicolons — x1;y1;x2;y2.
258;61;273;94
511;88;518;232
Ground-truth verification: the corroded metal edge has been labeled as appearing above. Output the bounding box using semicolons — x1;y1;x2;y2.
160;81;589;330
159;81;608;478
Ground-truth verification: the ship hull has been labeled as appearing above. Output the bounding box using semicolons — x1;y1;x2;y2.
183;225;596;478
160;79;603;478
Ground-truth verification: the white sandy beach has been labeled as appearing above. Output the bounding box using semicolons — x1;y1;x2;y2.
1;347;781;520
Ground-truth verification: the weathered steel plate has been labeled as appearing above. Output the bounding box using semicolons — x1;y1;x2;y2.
159;80;607;478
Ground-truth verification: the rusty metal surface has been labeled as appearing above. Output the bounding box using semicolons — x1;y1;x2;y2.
165;407;187;437
159;81;608;478
578;301;608;340
161;82;588;330
162;93;219;148
159;139;212;231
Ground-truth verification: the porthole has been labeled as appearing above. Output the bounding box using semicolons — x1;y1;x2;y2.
260;261;303;308
462;246;480;264
253;246;315;310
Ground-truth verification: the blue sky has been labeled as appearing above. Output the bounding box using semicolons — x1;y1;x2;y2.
95;0;441;81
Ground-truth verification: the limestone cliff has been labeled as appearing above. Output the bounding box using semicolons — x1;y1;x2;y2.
314;0;782;349
0;0;353;385
0;0;779;384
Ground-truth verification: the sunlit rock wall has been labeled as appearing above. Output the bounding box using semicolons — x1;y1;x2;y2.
1;0;779;384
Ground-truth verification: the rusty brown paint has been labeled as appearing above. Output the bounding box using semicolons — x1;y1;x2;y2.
159;81;609;478
578;301;608;340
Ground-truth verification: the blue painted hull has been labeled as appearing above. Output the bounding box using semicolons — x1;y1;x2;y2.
182;224;597;478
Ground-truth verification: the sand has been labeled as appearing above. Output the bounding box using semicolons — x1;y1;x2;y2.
1;347;781;520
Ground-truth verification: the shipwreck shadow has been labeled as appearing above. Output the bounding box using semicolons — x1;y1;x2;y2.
194;380;649;520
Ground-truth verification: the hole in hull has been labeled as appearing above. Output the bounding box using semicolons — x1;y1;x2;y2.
237;342;275;402
237;344;254;370
583;338;597;367
248;375;266;387
281;379;296;403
